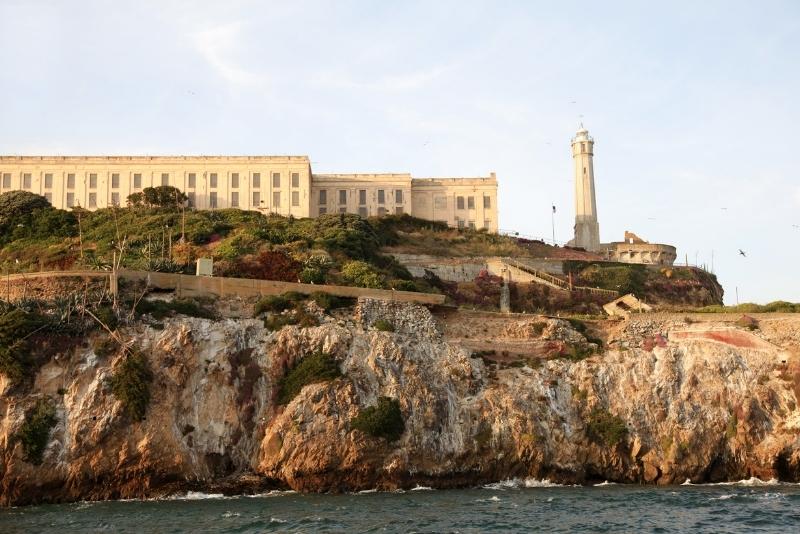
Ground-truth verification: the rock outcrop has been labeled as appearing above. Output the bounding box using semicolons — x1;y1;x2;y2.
2;300;800;505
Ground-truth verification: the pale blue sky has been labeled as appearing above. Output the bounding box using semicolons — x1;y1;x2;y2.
1;0;799;304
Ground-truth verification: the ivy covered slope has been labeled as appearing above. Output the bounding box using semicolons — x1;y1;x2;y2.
0;188;724;308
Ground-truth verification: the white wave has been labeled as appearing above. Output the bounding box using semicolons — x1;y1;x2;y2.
593;481;616;487
357;488;379;494
410;485;434;491
483;478;567;490
221;511;240;518
681;478;694;486
710;494;737;500
270;517;288;524
684;477;780;487
246;490;297;498
171;491;226;500
476;495;502;502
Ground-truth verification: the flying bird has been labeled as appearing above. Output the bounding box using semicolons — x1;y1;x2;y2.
738;249;747;257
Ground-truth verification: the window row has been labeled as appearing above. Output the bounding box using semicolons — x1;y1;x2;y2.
0;171;304;190
318;189;404;206
318;206;404;216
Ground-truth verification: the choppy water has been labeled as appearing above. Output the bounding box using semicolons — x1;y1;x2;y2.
2;478;800;533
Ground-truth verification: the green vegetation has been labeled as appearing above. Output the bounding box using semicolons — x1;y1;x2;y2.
134;298;217;320
341;260;384;289
276;351;341;404
126;186;187;208
586;407;628;447
92;335;118;358
695;301;800;313
109;350;153;422
254;294;297;316
0;306;44;385
373;319;395;332
309;291;353;311
351;396;405;442
15;398;58;465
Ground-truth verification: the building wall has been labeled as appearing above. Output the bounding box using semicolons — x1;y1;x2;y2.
410;175;498;232
0;156;498;231
0;156;313;217
310;174;413;218
603;242;677;266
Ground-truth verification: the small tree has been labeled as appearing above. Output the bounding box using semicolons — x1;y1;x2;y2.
131;186;188;209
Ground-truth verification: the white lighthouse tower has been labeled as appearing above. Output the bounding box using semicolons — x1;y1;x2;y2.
571;124;600;251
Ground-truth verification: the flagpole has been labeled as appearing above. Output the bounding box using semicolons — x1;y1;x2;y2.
551;204;556;246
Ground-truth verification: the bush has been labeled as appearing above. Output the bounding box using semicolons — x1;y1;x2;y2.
94;305;118;331
309;292;352;311
15;398;58;465
351;396;405;442
0;307;44;385
135;298;216;320
109;350;153;422
254;295;292;315
92;336;118;358
276;352;341;404
128;186;187;209
586;408;628;447
373;319;395;332
341;260;384;289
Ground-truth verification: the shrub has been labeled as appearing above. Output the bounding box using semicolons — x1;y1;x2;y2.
351;397;405;442
299;255;333;284
135;298;216;320
225;250;302;282
391;279;418;292
0;307;44;385
341;260;384;289
15;398;58;465
109;350;153;422
373;319;395;332
94;305;118;331
586;408;628;447
92;336;118;358
309;292;352;311
129;186;187;209
254;295;292;316
276;352;341;404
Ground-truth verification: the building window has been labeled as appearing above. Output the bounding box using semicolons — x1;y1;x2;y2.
22;173;31;189
272;172;281;188
318;190;327;205
1;173;10;188
484;220;491;228
291;191;299;207
457;219;465;229
338;207;347;214
338;190;347;205
468;221;475;230
89;173;97;189
273;191;281;208
231;191;239;207
133;173;141;189
44;193;52;204
291;172;300;187
378;207;387;216
583;167;586;175
358;189;366;205
88;193;97;208
66;193;75;207
434;196;446;210
209;192;218;208
44;173;53;189
377;189;385;204
111;173;120;188
358;207;368;217
252;191;260;207
457;196;465;210
319;206;327;215
581;142;586;152
188;192;196;207
67;174;76;189
395;206;404;215
161;173;169;186
252;173;260;188
111;192;120;206
467;196;475;209
483;196;491;209
395;190;403;204
231;173;239;188
210;173;218;188
188;173;196;188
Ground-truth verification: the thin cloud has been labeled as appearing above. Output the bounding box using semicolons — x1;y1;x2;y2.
191;22;265;87
314;64;451;92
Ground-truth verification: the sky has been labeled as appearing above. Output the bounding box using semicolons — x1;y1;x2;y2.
1;0;798;304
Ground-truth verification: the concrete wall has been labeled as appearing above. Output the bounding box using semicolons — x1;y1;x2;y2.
1;270;445;305
392;254;567;282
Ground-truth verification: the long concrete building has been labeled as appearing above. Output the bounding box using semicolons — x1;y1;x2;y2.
0;156;498;231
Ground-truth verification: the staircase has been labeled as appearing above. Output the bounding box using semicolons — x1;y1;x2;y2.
499;258;619;299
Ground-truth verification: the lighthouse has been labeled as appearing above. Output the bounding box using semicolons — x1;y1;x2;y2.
571;124;600;251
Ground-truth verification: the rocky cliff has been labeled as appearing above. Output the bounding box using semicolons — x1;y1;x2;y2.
2;300;800;506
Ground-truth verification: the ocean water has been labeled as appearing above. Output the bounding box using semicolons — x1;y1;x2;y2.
2;478;799;533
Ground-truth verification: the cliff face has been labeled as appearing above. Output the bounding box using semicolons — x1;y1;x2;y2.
2;300;800;506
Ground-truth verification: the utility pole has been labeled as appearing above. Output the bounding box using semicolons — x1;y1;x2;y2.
551;204;556;246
